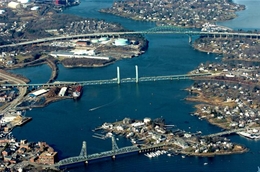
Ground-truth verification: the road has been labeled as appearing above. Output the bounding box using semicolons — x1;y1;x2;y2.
0;30;260;48
0;71;27;113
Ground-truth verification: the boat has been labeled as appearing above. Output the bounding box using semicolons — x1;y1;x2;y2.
72;85;83;99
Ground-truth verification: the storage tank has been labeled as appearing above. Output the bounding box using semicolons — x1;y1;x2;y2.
114;38;129;46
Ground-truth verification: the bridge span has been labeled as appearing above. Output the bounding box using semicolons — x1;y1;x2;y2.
1;26;260;48
49;126;255;168
1;66;211;88
47;125;260;168
203;127;260;138
50;136;170;168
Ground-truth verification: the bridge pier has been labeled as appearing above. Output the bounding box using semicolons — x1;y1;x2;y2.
135;65;139;83
188;35;192;44
117;67;120;84
112;155;116;160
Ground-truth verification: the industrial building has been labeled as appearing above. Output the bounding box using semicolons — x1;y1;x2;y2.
58;87;67;97
29;89;48;98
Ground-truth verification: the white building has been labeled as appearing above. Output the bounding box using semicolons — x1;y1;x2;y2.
8;2;21;9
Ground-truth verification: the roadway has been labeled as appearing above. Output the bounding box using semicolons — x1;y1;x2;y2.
53;142;167;167
0;29;260;48
203;127;260;138
0;72;27;113
1;73;211;88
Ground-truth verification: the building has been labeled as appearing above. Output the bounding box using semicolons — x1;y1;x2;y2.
29;89;48;98
114;38;129;46
7;2;21;9
58;87;67;97
38;151;57;165
0;10;5;14
31;6;39;11
18;0;30;3
76;40;91;47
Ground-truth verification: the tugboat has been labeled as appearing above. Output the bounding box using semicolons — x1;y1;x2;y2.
72;85;83;99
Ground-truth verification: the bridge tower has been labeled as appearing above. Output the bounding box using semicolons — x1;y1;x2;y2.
117;67;120;84
79;141;87;157
111;135;119;159
135;65;139;83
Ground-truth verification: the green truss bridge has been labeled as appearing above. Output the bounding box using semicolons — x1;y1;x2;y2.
1;26;260;48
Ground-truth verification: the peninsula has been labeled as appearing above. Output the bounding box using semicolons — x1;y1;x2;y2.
100;0;245;28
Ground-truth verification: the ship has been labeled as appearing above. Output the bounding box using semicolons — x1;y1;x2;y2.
72;85;83;99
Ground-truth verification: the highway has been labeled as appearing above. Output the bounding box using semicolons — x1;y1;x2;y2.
0;28;260;48
0;72;27;113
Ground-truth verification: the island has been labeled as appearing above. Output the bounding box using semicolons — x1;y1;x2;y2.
95;117;247;157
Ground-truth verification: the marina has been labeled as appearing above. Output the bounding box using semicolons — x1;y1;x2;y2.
144;150;167;158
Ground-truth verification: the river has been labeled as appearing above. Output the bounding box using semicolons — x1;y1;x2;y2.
11;0;260;171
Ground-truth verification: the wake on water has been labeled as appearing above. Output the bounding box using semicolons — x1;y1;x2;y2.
89;99;118;111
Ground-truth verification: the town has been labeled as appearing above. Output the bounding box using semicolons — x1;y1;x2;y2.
0;0;259;171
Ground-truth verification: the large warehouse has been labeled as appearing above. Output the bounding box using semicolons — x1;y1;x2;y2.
29;89;49;98
58;87;67;97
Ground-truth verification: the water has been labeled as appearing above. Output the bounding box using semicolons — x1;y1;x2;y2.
217;0;260;31
11;0;260;171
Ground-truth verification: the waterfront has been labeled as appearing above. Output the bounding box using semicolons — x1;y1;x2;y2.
10;0;260;171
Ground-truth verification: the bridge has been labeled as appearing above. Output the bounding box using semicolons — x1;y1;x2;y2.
1;26;260;48
1;66;211;88
202;127;260;138
51;135;168;168
48;126;260;168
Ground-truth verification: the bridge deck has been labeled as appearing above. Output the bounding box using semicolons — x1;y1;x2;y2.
54;143;168;167
1;73;211;88
1;29;260;48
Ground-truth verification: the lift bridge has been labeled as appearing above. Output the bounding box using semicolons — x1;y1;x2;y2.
51;135;168;168
1;66;211;88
